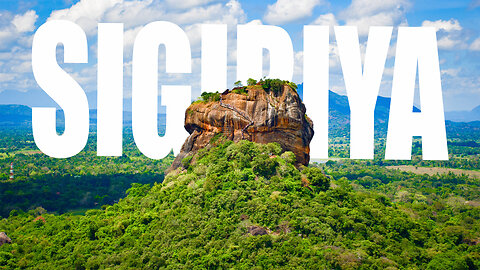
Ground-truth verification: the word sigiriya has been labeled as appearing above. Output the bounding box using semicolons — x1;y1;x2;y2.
31;20;448;160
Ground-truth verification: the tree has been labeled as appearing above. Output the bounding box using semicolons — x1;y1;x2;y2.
247;78;257;86
302;167;330;191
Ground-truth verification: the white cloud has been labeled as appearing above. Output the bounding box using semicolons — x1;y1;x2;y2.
0;73;15;82
42;0;247;96
165;0;217;9
437;36;464;50
383;67;394;77
10;59;32;74
123;26;143;49
264;0;322;25
185;23;202;49
48;0;246;35
470;37;480;51
0;10;38;93
70;65;97;89
12;10;38;33
340;0;410;36
311;13;337;26
102;0;163;29
422;19;466;50
0;30;14;44
422;19;462;32
341;0;409;19
291;47;340;83
441;68;460;77
0;10;38;49
162;2;245;25
45;0;247;52
246;19;263;25
293;51;303;78
48;0;122;34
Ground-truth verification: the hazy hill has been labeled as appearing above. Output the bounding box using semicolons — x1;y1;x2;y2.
296;83;419;121
0;87;476;139
445;105;480;122
0;105;166;129
297;84;480;124
0;105;31;127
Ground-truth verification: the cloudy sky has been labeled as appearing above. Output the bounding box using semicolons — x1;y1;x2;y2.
0;0;479;111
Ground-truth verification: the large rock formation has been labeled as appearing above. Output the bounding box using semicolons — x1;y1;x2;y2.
171;83;314;169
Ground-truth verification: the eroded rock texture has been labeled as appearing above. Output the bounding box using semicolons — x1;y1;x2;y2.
171;84;314;169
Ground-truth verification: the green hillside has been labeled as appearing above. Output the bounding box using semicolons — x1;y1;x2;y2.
1;138;479;269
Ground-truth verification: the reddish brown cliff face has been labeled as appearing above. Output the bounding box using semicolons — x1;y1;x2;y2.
171;84;314;169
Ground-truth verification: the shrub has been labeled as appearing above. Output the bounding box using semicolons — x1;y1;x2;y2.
247;78;257;86
281;151;296;164
260;78;283;93
126;183;151;197
287;81;297;90
232;87;248;95
252;154;278;178
181;156;193;169
302;167;330;191
258;79;297;93
234;80;243;87
198;91;221;103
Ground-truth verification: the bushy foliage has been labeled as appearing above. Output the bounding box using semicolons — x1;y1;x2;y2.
1;140;479;269
181;155;193;169
0;131;172;217
302;167;330;191
231;87;248;95
287;81;298;90
260;78;283;93
246;78;257;86
194;91;221;104
259;78;297;93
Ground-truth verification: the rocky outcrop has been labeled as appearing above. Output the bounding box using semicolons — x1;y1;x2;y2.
247;225;268;236
0;232;11;246
171;83;314;169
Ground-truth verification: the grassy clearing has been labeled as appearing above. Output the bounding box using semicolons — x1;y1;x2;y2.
386;165;480;179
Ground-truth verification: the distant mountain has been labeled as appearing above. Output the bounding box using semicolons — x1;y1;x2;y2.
0;89;168;114
297;84;480;139
296;84;420;137
0;84;475;139
445;105;480;122
0;105;166;129
0;90;61;108
0;105;32;127
0;85;418;132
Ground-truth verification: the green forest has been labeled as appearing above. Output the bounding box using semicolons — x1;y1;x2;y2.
0;133;479;269
0;129;173;217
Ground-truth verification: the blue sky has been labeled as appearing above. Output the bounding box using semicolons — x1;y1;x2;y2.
0;0;479;111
